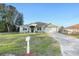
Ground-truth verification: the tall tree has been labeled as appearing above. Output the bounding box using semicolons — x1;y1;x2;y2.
0;20;5;32
15;13;23;32
4;5;16;32
0;4;23;32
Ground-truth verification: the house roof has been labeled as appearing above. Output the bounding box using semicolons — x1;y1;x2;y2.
29;22;48;28
65;24;79;29
46;23;58;28
29;23;37;26
21;22;59;28
20;24;29;28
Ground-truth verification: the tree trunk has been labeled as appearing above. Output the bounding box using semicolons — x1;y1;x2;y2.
7;24;10;32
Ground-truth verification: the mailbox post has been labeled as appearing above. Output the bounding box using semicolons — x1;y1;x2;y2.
26;36;30;54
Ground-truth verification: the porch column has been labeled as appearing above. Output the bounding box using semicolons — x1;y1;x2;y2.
29;28;31;33
41;27;44;33
34;27;35;33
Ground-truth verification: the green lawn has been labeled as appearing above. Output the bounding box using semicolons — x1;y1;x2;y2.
61;33;79;39
68;34;79;39
0;33;61;56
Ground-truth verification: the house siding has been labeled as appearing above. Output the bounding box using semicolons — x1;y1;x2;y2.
19;23;60;33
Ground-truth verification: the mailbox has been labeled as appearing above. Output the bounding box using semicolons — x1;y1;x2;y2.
26;36;30;54
26;36;30;41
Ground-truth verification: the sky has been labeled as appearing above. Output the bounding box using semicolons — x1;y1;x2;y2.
6;3;79;27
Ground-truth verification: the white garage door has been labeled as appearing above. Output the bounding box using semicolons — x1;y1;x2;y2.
45;28;58;33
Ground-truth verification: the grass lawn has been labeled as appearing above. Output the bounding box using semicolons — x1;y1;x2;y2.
0;33;61;56
68;34;79;39
61;33;79;39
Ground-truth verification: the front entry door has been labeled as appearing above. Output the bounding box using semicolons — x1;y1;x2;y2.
30;26;35;33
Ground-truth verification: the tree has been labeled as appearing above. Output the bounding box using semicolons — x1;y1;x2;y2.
0;4;6;32
0;4;23;32
15;13;23;32
58;26;64;33
0;20;6;32
4;5;16;32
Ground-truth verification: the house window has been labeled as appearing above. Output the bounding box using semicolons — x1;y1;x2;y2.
39;27;41;30
37;28;39;30
37;27;41;30
23;28;27;30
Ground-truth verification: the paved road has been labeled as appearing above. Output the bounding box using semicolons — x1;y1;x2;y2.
51;32;79;56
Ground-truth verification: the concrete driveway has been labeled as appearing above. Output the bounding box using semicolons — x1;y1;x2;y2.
50;32;79;56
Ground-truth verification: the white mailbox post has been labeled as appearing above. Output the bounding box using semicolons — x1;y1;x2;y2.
26;36;30;54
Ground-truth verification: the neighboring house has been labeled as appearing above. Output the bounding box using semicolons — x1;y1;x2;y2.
64;24;79;34
20;22;60;33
